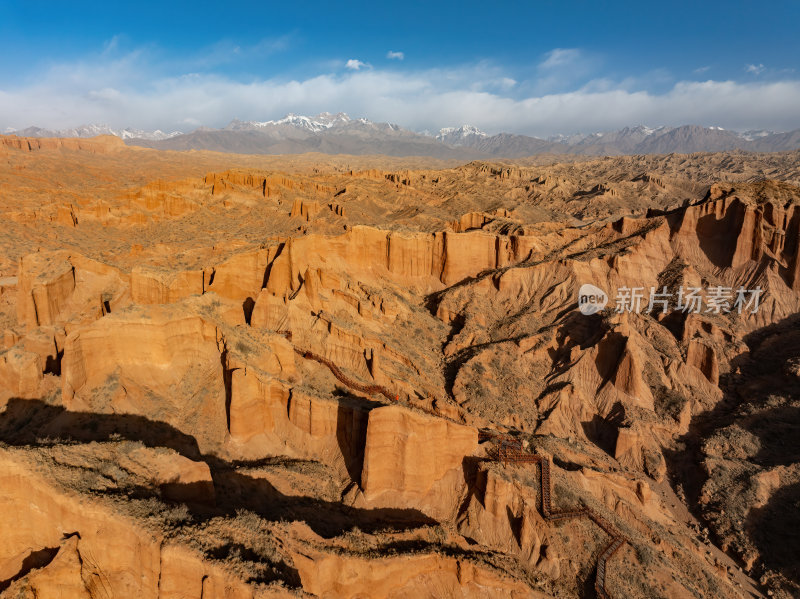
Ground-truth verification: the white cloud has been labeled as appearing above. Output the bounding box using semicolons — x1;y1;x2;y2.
0;50;798;136
539;48;581;69
746;63;765;75
386;51;404;60
86;87;123;102
102;35;122;54
531;47;600;95
345;59;369;70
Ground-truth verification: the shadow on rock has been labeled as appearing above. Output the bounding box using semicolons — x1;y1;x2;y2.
0;399;438;541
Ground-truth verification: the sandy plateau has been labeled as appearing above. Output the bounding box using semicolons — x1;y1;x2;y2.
0;134;799;598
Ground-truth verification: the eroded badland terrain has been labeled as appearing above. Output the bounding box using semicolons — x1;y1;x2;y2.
1;134;799;598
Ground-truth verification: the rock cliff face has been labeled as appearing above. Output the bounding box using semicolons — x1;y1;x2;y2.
0;346;43;401
131;266;208;304
1;139;799;598
255;226;540;291
17;252;130;330
1;134;126;153
0;450;283;599
359;405;478;519
61;306;229;451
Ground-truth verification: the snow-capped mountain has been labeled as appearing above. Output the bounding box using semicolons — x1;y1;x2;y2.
226;112;354;133
435;125;489;146
130;119;800;157
221;113;409;137
127;113;468;158
547;132;591;144
8;124;182;141
432;123;800;157
6;115;799;157
739;129;776;141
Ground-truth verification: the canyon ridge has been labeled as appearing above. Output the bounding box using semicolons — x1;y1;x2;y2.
0;134;798;598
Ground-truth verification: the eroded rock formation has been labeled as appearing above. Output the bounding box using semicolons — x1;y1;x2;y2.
1;136;799;598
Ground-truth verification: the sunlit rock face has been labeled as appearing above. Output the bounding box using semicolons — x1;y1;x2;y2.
0;136;798;597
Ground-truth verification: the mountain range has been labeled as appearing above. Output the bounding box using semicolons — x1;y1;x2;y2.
5;124;183;141
8;113;800;158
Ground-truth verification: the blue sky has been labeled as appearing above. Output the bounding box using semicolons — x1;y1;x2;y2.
1;0;798;135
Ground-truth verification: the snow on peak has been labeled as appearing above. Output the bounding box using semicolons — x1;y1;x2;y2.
738;129;775;141
238;112;354;132
439;125;487;137
547;132;589;144
631;125;663;136
117;127;183;140
436;125;489;146
6;124;182;141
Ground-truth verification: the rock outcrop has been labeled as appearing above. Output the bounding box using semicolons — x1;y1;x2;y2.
61;303;229;451
2;143;799;598
17;252;129;330
0;450;285;599
359;405;478;519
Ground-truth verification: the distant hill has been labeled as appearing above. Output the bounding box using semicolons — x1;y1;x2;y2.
10;113;800;158
125;113;480;159
7;124;182;141
457;124;800;157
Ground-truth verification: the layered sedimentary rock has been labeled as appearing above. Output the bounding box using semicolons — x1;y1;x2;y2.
458;464;558;573
670;183;800;295
131;266;207;304
291;548;545;599
359;405;478;519
0;134;126;153
3;140;800;598
0;450;285;599
17;252;129;330
227;366;371;480
60;304;228;451
16;252;76;328
207;247;278;303
0;347;42;402
258;226;540;293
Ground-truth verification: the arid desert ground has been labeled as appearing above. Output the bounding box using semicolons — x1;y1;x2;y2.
1;135;799;598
